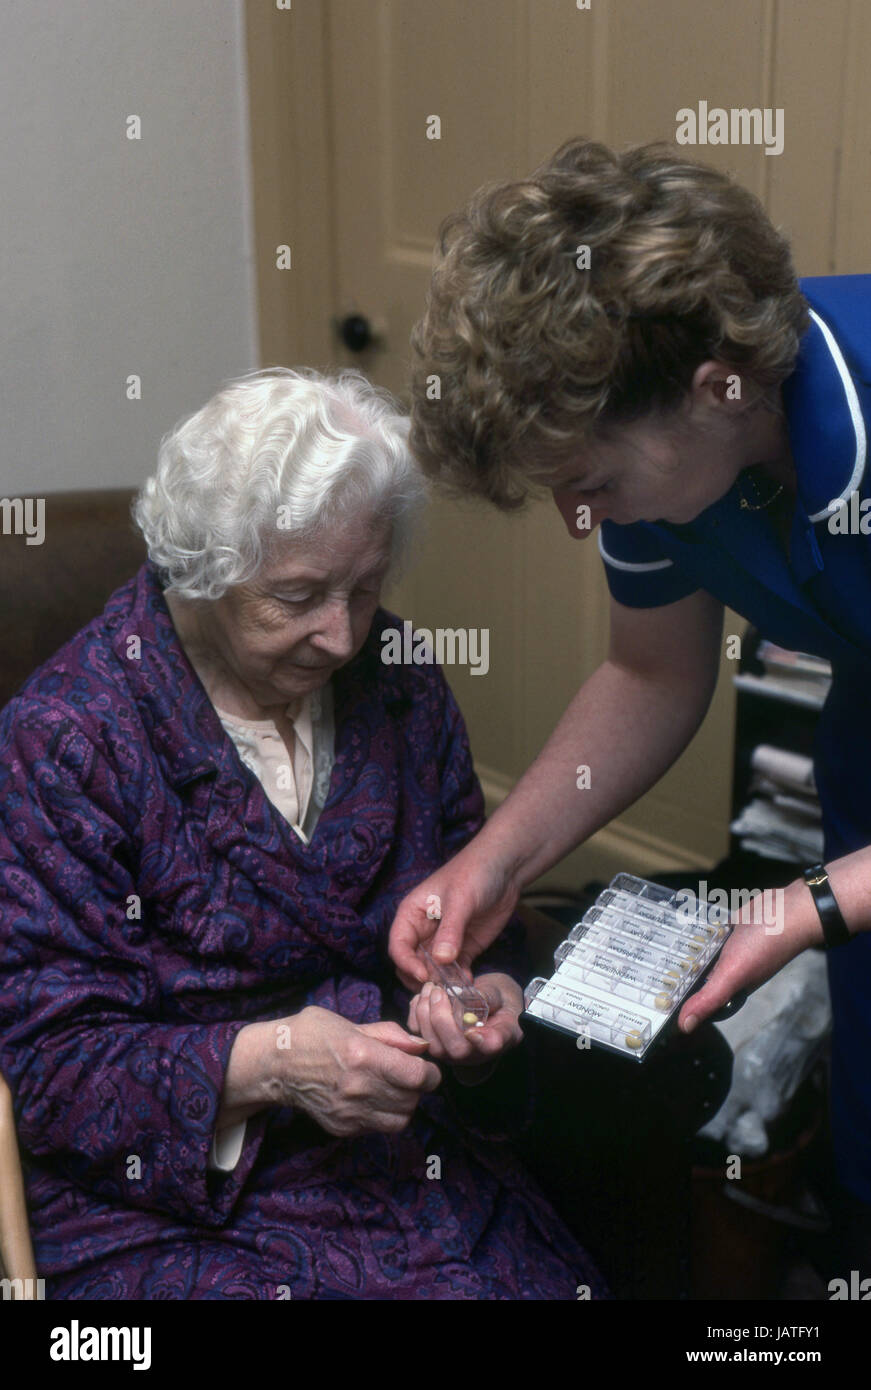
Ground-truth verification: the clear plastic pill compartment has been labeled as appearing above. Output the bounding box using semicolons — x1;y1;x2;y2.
522;873;731;1061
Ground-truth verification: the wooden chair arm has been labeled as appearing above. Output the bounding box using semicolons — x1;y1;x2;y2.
0;1072;38;1292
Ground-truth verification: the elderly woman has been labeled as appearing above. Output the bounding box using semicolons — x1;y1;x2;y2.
0;367;606;1300
389;138;871;1259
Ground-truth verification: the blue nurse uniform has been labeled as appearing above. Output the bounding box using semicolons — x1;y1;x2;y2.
598;275;871;1205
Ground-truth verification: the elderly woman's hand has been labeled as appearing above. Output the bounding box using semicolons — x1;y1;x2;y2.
268;1006;442;1138
406;972;524;1083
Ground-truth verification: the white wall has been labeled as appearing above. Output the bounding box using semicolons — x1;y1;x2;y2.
0;0;258;494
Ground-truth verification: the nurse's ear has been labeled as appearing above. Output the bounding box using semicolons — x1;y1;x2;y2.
690;359;755;413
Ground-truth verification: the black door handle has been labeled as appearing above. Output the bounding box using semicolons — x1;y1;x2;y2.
337;313;374;352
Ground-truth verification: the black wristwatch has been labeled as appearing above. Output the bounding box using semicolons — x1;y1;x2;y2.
802;864;852;949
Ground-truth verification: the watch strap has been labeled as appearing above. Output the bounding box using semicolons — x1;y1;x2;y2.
803;864;852;949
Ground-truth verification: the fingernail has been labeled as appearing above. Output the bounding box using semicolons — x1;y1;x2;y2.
433;945;453;961
683;1015;698;1034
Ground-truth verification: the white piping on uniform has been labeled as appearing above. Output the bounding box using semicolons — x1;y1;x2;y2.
806;307;867;523
597;530;674;571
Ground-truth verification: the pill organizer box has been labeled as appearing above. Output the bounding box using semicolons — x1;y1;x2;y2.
522;873;731;1062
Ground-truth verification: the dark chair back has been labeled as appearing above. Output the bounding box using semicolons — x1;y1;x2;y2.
0;489;146;710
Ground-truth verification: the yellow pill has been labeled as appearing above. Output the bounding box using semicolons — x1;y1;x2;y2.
625;1029;644;1049
462;1011;479;1026
654;992;673;1012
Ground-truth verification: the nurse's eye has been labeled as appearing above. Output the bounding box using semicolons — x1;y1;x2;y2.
571;477;612;496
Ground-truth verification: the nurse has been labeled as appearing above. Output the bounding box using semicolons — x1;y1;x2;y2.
389;136;871;1250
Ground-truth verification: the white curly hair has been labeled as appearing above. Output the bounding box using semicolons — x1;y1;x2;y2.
133;366;427;599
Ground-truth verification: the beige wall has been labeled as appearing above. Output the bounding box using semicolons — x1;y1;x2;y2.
244;0;869;889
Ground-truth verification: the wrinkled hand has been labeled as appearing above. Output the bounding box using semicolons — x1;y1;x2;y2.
388;845;521;991
283;1006;441;1137
678;880;821;1034
407;972;524;1081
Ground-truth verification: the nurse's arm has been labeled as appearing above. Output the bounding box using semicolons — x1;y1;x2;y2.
679;847;870;1032
495;586;725;881
390;588;724;979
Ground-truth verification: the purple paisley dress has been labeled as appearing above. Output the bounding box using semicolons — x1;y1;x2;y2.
0;561;606;1300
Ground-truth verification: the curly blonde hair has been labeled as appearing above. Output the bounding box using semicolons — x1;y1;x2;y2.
408;137;809;509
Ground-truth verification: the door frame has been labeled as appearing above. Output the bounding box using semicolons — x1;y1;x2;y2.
244;0;337;368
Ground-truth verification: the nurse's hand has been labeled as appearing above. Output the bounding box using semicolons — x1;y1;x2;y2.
406;972;524;1084
388;845;521;991
677;878;822;1034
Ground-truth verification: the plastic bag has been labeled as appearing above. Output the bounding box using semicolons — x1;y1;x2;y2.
698;950;830;1157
